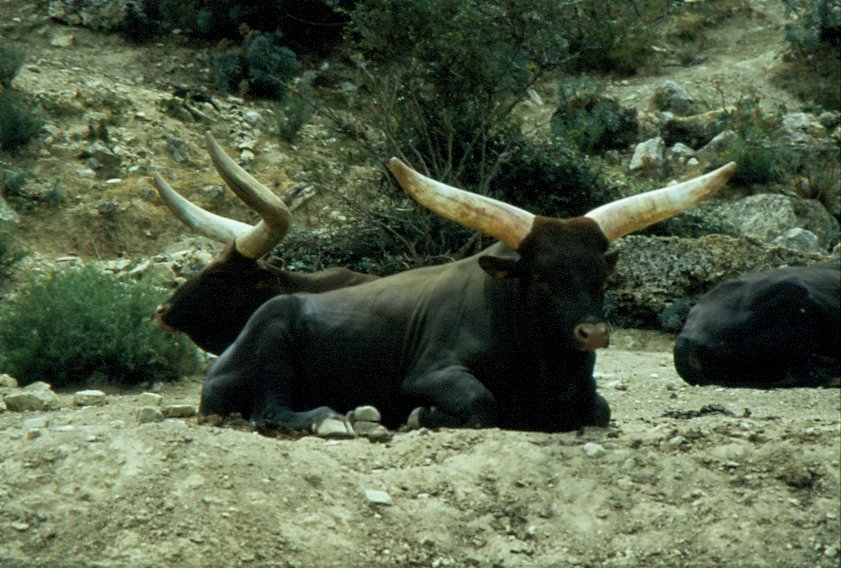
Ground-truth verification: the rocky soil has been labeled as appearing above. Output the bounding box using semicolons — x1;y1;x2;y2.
1;1;839;567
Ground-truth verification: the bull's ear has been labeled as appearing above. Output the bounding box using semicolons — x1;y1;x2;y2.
604;249;620;273
478;254;520;279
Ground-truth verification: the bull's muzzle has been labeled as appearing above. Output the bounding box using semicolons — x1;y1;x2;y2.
673;337;709;385
574;322;609;351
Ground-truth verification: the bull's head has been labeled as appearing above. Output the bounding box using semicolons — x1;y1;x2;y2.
153;134;293;354
389;159;736;352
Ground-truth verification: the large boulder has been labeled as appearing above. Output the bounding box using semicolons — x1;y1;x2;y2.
717;194;838;251
607;234;832;328
652;80;696;116
661;110;728;148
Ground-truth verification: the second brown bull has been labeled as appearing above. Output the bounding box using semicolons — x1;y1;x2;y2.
152;133;378;355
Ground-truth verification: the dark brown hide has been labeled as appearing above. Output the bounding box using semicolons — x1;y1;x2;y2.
156;243;378;355
198;160;732;433
201;217;616;432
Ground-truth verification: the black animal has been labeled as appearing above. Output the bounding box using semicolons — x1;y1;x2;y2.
674;259;840;388
153;133;378;355
200;159;736;434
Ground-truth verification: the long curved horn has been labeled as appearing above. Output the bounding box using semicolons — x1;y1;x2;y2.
585;162;737;243
153;134;294;258
205;132;292;238
205;133;292;258
153;173;253;243
388;158;535;249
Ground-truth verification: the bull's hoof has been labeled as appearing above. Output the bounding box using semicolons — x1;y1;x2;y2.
313;417;356;438
198;413;224;427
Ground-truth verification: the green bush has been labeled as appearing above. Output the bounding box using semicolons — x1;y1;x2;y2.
277;92;314;143
211;32;298;98
244;34;299;98
775;0;841;110
490;132;618;218
127;0;350;55
0;231;24;285
300;0;629;268
781;0;841;52
551;79;639;154
719;96;789;186
0;90;43;153
0;44;26;88
0;266;199;387
350;0;570;183
556;0;671;75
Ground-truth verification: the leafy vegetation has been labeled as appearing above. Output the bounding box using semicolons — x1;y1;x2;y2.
0;90;43;153
555;0;672;75
719;95;789;186
269;0;661;272
0;266;200;387
0;230;24;286
781;0;841;52
210;32;299;98
775;0;841;110
551;79;639;155
0;44;26;88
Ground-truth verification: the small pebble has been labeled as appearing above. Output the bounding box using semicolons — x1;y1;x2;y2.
136;407;164;424
364;490;392;505
137;393;162;407
74;390;106;407
583;442;606;457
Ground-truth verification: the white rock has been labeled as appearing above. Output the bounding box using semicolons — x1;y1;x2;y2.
0;374;19;388
364;489;393;505
136;406;164;424
4;389;60;412
350;405;381;423
583;442;606;457
74;390;106;406
137;392;163;406
314;417;355;438
629;136;665;171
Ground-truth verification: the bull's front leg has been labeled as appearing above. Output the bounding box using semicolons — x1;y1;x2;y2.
200;315;353;437
402;366;498;429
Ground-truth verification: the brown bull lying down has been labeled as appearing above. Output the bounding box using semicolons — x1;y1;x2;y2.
200;160;736;434
152;133;378;355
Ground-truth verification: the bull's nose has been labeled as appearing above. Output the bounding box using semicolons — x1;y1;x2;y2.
673;337;707;385
574;322;609;350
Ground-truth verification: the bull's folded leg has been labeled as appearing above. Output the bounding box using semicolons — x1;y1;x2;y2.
586;392;611;427
252;404;352;436
202;317;352;435
402;366;498;428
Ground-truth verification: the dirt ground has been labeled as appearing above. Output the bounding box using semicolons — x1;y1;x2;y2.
1;330;839;567
1;1;839;567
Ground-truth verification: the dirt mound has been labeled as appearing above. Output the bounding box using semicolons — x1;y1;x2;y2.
1;332;838;567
